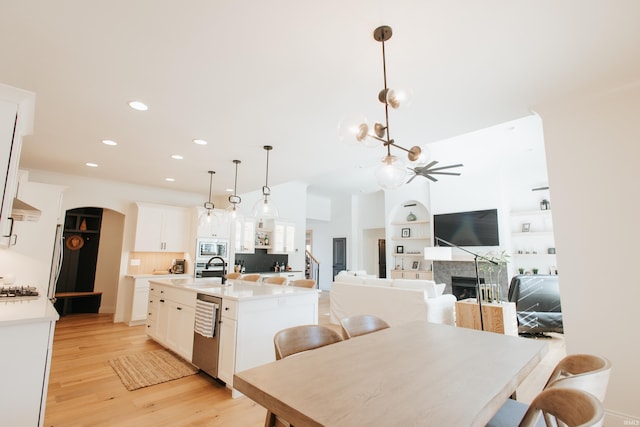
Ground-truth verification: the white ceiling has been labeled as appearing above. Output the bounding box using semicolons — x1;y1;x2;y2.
2;1;639;198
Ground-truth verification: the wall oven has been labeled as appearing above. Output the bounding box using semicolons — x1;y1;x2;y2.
196;238;228;262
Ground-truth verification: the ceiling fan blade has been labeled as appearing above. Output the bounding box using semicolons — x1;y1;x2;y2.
531;186;550;191
424;174;438;182
429;171;462;176
426;163;464;172
423;160;439;169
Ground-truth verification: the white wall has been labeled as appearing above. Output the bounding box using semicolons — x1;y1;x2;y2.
537;81;640;423
94;209;125;314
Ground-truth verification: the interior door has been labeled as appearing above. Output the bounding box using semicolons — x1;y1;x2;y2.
378;239;386;278
332;237;346;280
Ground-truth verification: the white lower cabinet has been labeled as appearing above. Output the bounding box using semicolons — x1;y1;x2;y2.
218;299;238;385
218;292;318;397
146;283;196;362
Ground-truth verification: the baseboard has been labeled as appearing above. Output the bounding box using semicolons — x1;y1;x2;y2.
605;409;640;426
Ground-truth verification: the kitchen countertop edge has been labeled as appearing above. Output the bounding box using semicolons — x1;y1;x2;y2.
148;278;319;301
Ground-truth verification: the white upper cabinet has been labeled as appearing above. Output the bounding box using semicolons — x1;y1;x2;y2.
1;85;35;247
134;202;191;252
234;217;255;254
271;220;295;253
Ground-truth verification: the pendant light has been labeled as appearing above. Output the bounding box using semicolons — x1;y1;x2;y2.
226;160;242;219
252;145;279;218
198;170;217;227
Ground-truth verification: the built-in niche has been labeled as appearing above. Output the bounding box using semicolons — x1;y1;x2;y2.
54;207;103;314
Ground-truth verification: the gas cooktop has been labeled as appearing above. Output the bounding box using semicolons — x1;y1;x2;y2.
0;285;40;299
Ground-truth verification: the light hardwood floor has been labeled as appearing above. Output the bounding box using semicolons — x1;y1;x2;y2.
45;291;565;426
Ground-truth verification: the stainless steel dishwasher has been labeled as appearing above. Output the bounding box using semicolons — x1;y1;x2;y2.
192;293;222;378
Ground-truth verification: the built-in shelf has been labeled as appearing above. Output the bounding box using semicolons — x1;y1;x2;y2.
393;253;423;257
390;219;430;226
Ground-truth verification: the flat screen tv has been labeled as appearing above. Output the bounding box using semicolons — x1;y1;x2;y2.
433;209;499;247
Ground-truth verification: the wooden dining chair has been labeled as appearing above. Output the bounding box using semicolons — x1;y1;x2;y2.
518;388;604;427
543;354;612;401
289;279;315;288
340;314;390;338
240;274;261;282
487;354;611;427
263;276;287;285
266;325;344;427
225;272;241;280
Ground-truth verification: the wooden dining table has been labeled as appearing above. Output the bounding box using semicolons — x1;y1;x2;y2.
233;320;548;427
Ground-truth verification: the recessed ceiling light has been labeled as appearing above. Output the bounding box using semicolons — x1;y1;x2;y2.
225;188;233;192
165;177;175;182
102;139;118;146
193;139;208;145
86;162;98;168
128;101;148;111
171;154;184;160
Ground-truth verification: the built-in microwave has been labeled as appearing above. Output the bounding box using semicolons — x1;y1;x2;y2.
196;238;228;262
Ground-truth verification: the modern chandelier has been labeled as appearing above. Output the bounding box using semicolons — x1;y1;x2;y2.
252;145;279;218
226;159;242;219
342;25;463;189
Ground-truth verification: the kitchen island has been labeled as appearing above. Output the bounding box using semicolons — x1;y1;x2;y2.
147;278;318;397
0;296;59;426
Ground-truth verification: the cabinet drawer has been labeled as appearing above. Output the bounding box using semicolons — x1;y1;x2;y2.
221;299;238;320
164;287;196;308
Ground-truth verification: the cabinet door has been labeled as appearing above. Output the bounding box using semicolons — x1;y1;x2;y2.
134;204;164;251
218;316;237;385
166;301;195;361
131;279;150;323
155;295;170;344
234;218;255;253
161;206;190;252
0;100;19;243
272;221;295;253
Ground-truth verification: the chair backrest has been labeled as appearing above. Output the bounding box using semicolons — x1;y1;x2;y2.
544;354;612;402
519;388;604;427
340;314;390;338
241;274;261;282
290;279;316;288
274;325;344;360
263;276;287;285
225;272;241;280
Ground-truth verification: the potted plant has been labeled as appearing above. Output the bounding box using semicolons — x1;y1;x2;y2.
479;250;510;302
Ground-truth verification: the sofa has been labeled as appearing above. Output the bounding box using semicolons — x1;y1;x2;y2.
508;274;563;334
330;275;457;327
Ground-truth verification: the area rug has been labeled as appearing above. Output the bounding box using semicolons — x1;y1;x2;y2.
109;349;199;391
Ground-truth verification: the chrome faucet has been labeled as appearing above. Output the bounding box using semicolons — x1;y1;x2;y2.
205;256;227;284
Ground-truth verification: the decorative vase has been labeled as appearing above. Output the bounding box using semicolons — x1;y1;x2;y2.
406;212;417;221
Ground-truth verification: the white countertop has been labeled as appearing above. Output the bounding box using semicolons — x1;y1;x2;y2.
148;277;318;301
0;296;59;326
126;273;192;279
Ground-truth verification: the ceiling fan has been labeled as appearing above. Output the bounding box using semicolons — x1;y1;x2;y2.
407;161;464;183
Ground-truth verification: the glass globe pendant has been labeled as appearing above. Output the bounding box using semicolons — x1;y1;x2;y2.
374;154;407;189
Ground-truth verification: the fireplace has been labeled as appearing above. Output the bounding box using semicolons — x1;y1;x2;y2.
451;276;484;301
434;260;508;301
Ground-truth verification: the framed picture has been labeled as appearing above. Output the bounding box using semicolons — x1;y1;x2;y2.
521;223;530;232
401;228;410;238
411;260;420;270
396;245;404;254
